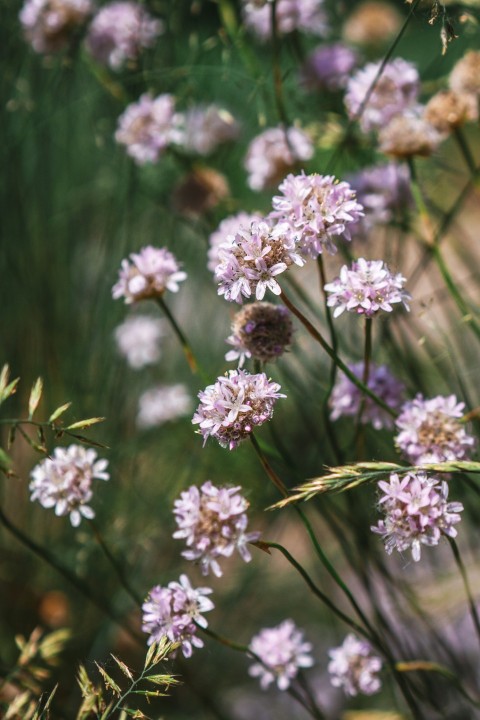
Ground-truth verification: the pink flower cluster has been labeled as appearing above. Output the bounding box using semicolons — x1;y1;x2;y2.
242;0;327;41
173;481;260;577
137;384;192;429
249;620;314;690
302;43;358;92
85;1;163;70
270;172;364;258
112;246;187;303
208;212;262;273
192;369;285;449
324;258;410;318
29;445;109;527
244;127;314;191
328;634;382;697
20;0;92;53
371;472;464;562
348;163;412;237
114;314;166;369
183;105;240;156
142;575;214;658
395;395;475;465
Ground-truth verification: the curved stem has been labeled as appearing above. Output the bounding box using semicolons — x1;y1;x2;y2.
396;660;480;709
89;519;143;607
448;537;480;648
454;126;477;176
156;296;202;376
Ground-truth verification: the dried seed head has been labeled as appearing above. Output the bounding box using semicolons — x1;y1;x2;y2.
226;302;293;366
424;89;478;134
449;50;480;96
379;114;441;158
173;168;230;218
342;1;402;47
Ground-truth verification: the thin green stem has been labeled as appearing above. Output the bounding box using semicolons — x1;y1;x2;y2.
250;433;288;497
453;126;477;176
89;519;143;607
448;537;480;648
396;660;480;709
155;296;203;377
270;0;289;128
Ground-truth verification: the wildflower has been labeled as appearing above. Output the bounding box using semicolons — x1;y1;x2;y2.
112;246;187;304
302;43;358;92
324;258;410;318
215;220;304;304
142;575;214;658
330;362;405;430
192;370;285;450
342;1;402;47
344;58;420;133
225;302;293;367
172;168;230;218
173;481;260;577
379;112;442;158
208;212;262;273
20;0;92;53
29;445;109;527
249;620;314;690
449;51;480;97
85;1;163;70
270;171;364;259
137;384;192;429
183;105;240;156
348;163;412;237
328;634;382;696
114;94;184;165
424;90;478;136
242;0;327;41
395;395;475;465
114;315;165;369
371;471;464;562
244;127;314;191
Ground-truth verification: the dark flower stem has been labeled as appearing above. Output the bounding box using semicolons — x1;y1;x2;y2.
448;537;480;648
280;288;396;417
454;126;477;176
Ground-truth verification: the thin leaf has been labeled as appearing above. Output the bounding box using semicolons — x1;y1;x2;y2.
48;402;72;423
28;377;43;419
0;446;12;471
66;417;105;430
66;433;110;449
111;654;134;681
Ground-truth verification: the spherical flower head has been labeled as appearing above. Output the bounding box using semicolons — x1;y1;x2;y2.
424;89;478;136
183;105;240;156
173;168;230;219
269;171;364;259
173;481;261;577
114;314;166;369
142;574;214;658
301;43;358;92
114;93;184;165
29;445;109;527
112;245;187;303
245;126;314;191
208;212;262;273
345;58;420;133
371;471;464;562
328;634;382;697
137;384;192;429
324;258;410;318
342;1;402;47
249;620;314;690
225;302;293;367
242;0;327;41
378;111;442;158
395;394;475;465
192;369;285;450
330;362;405;430
449;51;480;96
347;163;412;238
215;220;304;304
20;0;92;53
85;2;163;70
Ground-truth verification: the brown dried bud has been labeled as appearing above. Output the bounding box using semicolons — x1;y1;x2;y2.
227;302;293;365
424;89;478;134
379;114;442;158
342;1;402;47
172;167;230;218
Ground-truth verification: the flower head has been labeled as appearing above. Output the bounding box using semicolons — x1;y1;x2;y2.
208;212;262;273
29;445;109;527
173;168;230;218
245;127;314;191
215;220;304;304
348;163;412;237
142;574;214;658
330;362;405;430
342;1;402;47
379;112;441;158
183;105;240;156
324;258;410;318
192;370;285;449
249;620;314;690
270;171;364;259
112;246;187;303
226;302;293;367
20;0;92;53
137;384;192;429
424;90;478;136
115;94;184;165
114;315;166;369
449;51;480;97
85;1;163;70
242;0;327;41
371;472;464;561
328;634;382;696
395;395;475;465
302;43;358;92
173;481;260;577
345;58;420;133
